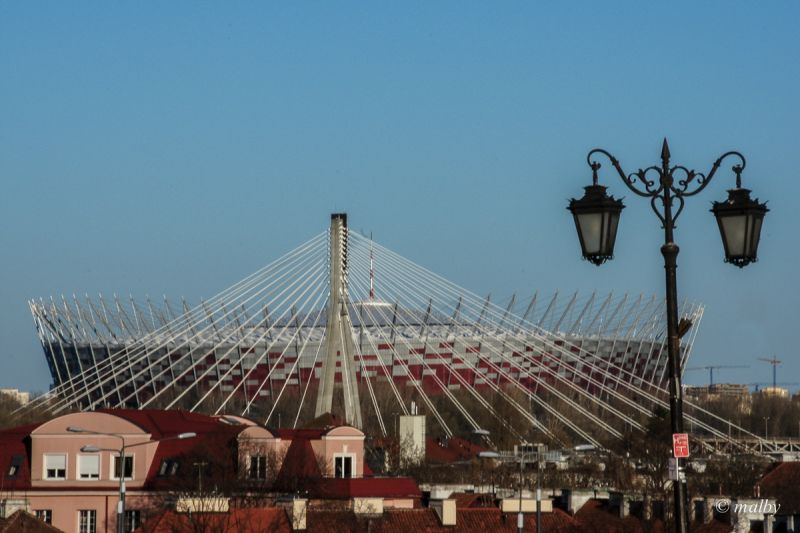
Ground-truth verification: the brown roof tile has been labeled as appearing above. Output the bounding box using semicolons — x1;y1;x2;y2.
0;510;65;533
141;508;290;533
758;462;800;514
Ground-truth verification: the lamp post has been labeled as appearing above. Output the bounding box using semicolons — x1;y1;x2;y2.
68;426;195;533
535;443;544;533
517;454;524;533
567;140;768;533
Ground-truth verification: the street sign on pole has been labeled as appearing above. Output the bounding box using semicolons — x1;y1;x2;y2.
668;457;685;481
672;433;690;458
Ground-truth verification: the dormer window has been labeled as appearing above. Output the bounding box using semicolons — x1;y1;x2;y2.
44;454;66;480
334;454;354;479
249;455;267;480
7;455;23;478
158;458;180;477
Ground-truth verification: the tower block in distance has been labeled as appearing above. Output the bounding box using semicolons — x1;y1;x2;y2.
314;213;363;427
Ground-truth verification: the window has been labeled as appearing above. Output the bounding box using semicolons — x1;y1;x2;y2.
123;510;141;533
7;455;23;478
78;455;100;480
34;510;52;524
334;454;354;479
44;454;66;480
249;455;267;480
158;458;180;477
112;455;133;480
79;510;96;533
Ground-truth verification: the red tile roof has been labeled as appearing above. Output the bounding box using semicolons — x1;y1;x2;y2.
141;504;584;533
138;502;734;533
97;408;241;439
94;409;245;489
0;510;65;532
757;462;800;514
273;427;328;440
451;492;489;508
425;436;488;464
574;498;667;533
140;507;290;533
273;436;323;492
307;507;582;532
144;431;240;490
312;477;422;500
0;423;37;491
691;519;734;533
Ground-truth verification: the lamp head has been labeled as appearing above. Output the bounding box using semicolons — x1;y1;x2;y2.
711;187;768;268
568;182;625;266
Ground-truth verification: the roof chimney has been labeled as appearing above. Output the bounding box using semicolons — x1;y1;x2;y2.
291;498;307;531
431;499;457;526
353;497;384;516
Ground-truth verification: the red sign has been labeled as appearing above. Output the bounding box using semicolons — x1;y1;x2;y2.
672;433;690;458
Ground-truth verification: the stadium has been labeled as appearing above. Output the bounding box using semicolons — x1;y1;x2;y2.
29;213;714;447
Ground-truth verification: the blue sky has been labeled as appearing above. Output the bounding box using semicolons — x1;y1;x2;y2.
1;2;798;392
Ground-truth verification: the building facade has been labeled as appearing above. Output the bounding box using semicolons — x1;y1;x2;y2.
0;409;411;533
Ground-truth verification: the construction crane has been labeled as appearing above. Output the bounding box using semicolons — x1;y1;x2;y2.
685;365;748;390
758;356;783;389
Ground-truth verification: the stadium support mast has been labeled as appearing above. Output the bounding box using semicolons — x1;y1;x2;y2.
315;213;363;427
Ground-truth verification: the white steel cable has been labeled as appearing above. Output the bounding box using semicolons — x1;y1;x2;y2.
235;276;328;420
264;292;329;424
350;239;676;425
48;238;329;414
36;231;327;407
346;254;544;437
348;266;502;438
112;236;329;408
347;266;530;443
350;234;758;447
348;246;594;444
187;256;330;412
31;232;327;413
178;255;329;411
291;313;328;428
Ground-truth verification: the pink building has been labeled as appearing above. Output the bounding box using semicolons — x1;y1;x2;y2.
0;409;417;533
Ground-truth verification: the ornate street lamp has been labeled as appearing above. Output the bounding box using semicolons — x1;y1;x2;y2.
568;163;625;265
569;142;768;268
567;139;768;533
711;173;769;267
